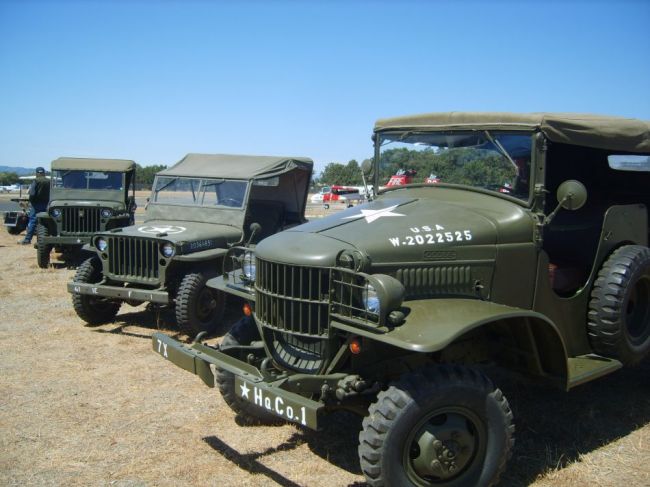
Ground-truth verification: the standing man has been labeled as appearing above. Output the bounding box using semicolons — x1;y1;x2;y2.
18;167;50;244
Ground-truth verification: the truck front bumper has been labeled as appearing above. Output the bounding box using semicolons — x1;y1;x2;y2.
151;332;323;429
67;282;169;304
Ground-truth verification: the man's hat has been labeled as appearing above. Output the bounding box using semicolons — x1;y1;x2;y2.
35;167;45;174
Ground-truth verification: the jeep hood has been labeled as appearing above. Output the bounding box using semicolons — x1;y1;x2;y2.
101;219;242;246
255;189;535;266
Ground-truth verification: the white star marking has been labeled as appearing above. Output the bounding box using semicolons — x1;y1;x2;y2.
138;225;186;234
239;381;250;399
342;204;405;223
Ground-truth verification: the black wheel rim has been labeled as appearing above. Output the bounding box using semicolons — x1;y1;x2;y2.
196;287;217;323
625;275;650;345
404;406;485;485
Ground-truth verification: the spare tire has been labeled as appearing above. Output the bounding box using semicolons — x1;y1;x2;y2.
587;245;650;365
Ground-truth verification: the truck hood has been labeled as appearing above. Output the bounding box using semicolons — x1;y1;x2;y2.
49;199;126;210
256;189;535;266
100;219;242;246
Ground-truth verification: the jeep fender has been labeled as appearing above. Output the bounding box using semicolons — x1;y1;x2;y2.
332;298;569;384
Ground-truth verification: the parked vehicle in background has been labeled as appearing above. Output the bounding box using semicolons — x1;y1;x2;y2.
68;153;313;336
153;112;650;486
3;200;29;234
322;185;364;209
36;158;137;268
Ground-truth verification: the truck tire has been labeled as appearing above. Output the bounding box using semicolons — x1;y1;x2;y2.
72;257;121;325
359;365;514;487
175;272;225;337
588;245;650;365
215;329;282;425
7;226;22;235
36;223;52;269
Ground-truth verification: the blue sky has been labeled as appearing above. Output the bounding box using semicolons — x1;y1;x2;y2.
1;0;649;174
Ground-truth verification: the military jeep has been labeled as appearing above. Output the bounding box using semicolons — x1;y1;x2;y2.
69;153;313;336
152;113;650;486
36;157;137;268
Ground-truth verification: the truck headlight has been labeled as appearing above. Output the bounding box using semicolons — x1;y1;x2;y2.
242;251;256;281
161;242;175;258
50;208;61;218
361;284;381;315
96;238;108;252
101;208;113;218
362;274;405;322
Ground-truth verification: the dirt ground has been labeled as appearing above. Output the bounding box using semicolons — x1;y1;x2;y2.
0;200;648;486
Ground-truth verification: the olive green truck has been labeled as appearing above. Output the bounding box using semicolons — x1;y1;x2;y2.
153;113;650;486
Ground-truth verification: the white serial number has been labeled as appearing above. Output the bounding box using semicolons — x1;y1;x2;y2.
389;230;472;247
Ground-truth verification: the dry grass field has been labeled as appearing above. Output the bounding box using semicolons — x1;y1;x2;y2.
0;197;648;486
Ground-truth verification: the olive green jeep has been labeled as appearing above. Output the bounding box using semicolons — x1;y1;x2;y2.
152;113;650;486
36;157;137;268
69;153;313;336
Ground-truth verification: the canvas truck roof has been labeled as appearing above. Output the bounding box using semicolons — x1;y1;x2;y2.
374;112;650;153
51;158;136;172
158;153;313;179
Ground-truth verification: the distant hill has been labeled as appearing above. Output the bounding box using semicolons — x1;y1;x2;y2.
0;166;36;176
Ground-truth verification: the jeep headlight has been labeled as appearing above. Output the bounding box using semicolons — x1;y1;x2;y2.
101;208;113;218
96;237;108;252
361;284;381;315
161;242;175;258
242;251;256;281
50;208;61;218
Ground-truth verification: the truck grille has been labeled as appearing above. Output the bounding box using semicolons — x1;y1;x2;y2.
255;258;329;373
256;259;330;336
61;207;102;234
106;236;159;281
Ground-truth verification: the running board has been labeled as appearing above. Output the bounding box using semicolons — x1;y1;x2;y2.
567;354;622;389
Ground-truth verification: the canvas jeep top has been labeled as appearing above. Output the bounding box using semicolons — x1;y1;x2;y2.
152;113;650;487
68;153;313;336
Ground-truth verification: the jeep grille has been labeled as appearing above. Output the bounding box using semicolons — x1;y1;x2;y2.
106;236;159;282
61;207;101;234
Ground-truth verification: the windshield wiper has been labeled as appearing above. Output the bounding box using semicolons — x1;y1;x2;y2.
484;131;518;172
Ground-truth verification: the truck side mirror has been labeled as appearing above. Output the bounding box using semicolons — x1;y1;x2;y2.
556;180;587;211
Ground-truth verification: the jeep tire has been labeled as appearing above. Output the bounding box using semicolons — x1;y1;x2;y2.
72;257;121;325
36;223;52;269
588;245;650;365
359;365;514;487
175;272;225;337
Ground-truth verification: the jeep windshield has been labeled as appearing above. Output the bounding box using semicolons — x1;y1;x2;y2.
377;131;532;201
52;170;124;191
152;176;248;208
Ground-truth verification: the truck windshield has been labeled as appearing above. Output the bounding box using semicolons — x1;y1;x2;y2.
377;131;532;200
153;176;248;208
52;170;124;191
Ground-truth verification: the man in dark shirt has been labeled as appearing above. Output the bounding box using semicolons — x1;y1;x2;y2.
18;166;50;244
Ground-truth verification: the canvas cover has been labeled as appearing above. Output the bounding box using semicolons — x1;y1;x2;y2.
51;157;136;172
158;153;313;180
374;112;650;153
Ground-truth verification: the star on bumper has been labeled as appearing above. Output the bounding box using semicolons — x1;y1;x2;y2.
240;381;250;399
342;204;405;223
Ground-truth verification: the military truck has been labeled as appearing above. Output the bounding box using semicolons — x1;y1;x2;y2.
69;153;313;336
36;158;137;268
152;113;650;486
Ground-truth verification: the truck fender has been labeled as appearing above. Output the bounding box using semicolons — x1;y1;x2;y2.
332;298;569;383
